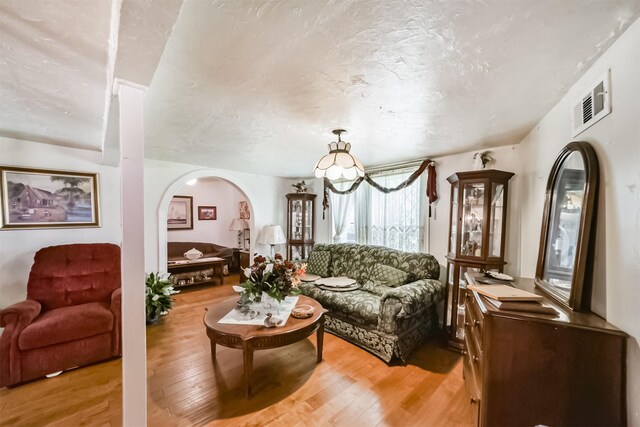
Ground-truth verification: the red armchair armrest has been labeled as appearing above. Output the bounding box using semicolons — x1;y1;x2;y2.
0;299;41;387
0;299;41;328
110;288;122;356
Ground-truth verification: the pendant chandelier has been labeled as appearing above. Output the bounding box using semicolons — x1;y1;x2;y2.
312;129;365;181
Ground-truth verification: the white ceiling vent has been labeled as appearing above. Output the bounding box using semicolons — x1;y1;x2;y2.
572;70;611;137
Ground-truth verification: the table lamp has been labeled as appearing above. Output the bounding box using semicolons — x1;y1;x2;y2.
229;218;249;249
257;224;286;258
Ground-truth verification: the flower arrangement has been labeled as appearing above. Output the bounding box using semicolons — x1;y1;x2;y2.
240;253;305;304
145;272;179;323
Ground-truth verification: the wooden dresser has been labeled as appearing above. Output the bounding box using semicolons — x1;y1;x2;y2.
463;273;627;426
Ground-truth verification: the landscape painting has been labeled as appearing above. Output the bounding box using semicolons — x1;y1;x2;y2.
1;166;100;229
168;195;193;230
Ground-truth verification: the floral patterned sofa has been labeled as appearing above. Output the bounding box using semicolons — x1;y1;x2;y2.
299;243;444;363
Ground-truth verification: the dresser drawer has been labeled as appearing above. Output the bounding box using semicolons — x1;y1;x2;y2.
463;329;482;399
464;322;483;384
465;292;484;351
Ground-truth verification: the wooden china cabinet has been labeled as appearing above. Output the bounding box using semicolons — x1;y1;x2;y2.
286;193;316;260
443;169;514;350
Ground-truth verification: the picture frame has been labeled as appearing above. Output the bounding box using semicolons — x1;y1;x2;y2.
198;206;217;221
0;166;100;229
168;195;193;230
239;200;250;219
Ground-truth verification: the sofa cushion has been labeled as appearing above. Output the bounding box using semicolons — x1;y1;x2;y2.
18;302;114;351
299;284;380;326
307;250;331;277
314;243;440;284
361;279;394;297
370;263;409;287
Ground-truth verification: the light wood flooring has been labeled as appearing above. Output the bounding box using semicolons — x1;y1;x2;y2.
1;273;471;427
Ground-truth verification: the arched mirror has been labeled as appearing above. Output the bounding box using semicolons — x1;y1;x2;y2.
535;141;599;311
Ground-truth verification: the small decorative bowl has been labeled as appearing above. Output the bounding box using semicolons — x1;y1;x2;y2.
291;304;314;319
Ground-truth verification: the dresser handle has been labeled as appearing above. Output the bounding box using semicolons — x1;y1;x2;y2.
472;355;479;363
462;350;467;356
464;322;470;327
470;397;478;404
473;319;480;327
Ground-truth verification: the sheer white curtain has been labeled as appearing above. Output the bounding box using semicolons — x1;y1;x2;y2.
354;183;370;244
350;169;425;252
330;183;353;243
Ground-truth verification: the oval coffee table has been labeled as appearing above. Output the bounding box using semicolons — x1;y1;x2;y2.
203;295;327;398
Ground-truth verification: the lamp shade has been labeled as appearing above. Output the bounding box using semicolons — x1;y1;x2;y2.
258;225;286;245
313;130;365;181
229;218;249;231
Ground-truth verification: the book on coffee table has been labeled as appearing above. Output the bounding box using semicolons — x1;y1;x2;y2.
467;284;543;302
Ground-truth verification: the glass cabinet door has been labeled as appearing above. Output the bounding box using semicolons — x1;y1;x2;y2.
304;200;313;240
489;183;505;258
286;193;316;261
291;200;303;240
449;183;458;255
291;245;303;261
460;182;485;258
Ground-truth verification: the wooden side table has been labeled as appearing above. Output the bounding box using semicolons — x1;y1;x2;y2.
203;295;326;398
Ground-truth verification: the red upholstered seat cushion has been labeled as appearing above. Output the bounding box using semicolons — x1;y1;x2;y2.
18;302;114;351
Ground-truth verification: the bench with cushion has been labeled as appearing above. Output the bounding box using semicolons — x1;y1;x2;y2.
298;243;444;363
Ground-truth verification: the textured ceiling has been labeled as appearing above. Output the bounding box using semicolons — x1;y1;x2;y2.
1;1;639;177
144;0;640;177
0;0;112;150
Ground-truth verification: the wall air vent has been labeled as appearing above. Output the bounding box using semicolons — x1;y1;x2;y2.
572;70;611;137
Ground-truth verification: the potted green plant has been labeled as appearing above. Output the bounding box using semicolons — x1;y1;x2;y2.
145;272;178;324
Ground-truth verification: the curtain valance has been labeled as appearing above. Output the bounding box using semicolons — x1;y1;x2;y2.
322;159;438;218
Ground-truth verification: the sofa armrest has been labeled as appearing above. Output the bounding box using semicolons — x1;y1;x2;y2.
380;279;445;319
0;299;41;387
110;288;122;356
110;288;121;315
0;299;41;328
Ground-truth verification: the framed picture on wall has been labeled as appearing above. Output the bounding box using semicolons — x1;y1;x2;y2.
239;200;250;219
0;166;100;229
168;195;193;230
198;206;217;220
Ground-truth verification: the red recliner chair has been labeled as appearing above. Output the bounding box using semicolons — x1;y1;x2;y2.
0;243;121;387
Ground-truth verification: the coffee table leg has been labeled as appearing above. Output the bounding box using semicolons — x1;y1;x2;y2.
210;339;217;361
243;341;254;399
317;319;325;363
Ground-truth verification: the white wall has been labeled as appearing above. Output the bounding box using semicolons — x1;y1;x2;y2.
144;158;290;273
168;178;247;248
0;137;122;308
517;18;640;425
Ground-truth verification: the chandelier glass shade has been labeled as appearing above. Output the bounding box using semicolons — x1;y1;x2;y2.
313;129;365;181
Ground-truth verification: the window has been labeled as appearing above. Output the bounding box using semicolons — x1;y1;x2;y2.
331;168;426;252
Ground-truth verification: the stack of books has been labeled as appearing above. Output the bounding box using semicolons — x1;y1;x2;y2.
468;284;558;316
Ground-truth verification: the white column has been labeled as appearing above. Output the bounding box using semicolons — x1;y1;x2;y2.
116;80;147;426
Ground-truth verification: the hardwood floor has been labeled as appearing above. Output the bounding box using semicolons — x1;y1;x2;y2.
0;274;471;426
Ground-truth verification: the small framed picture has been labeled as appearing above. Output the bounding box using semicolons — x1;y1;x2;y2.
198;206;217;221
168;195;193;230
1;166;100;229
239;200;250;219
